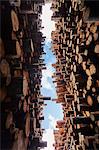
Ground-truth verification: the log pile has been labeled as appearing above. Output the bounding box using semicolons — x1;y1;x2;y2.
51;0;99;149
0;0;47;149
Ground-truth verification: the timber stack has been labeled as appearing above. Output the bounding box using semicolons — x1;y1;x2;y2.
0;0;48;149
51;0;99;149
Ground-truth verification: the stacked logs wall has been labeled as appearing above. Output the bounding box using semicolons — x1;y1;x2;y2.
0;1;47;150
51;0;99;150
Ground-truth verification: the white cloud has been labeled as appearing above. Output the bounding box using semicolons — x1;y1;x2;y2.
48;114;57;129
40;3;58;150
41;76;52;90
41;3;55;40
41;114;60;150
41;3;56;89
41;63;54;90
41;129;55;150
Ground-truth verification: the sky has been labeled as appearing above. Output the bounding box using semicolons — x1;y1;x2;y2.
40;3;63;150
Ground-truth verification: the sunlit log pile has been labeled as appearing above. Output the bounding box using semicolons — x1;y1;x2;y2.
51;0;99;149
0;0;48;149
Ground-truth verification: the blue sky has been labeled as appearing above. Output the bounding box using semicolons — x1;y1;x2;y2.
40;4;63;149
41;41;63;129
